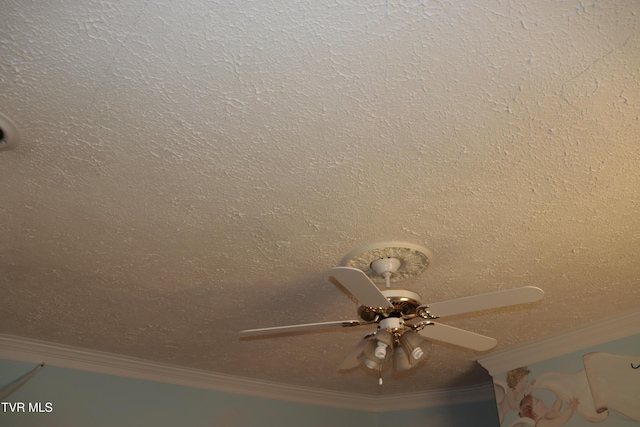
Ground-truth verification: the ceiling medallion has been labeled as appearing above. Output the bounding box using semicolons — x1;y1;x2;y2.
340;242;432;284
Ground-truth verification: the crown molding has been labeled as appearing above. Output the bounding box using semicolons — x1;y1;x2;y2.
0;334;493;412
476;308;640;376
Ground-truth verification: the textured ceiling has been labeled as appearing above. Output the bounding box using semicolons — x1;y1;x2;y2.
1;0;639;397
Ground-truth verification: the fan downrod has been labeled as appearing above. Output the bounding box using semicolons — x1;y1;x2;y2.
370;257;401;288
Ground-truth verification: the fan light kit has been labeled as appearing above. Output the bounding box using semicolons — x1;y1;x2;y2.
239;242;544;384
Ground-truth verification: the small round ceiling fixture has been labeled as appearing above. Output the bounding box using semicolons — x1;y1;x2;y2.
0;113;21;151
340;242;431;284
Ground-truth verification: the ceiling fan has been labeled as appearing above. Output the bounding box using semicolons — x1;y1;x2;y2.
239;243;544;380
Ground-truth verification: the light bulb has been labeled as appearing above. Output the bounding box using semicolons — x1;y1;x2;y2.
400;330;431;366
411;347;424;360
362;358;379;370
374;341;387;359
393;345;412;372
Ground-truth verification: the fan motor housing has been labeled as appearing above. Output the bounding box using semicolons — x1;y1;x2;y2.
358;289;423;322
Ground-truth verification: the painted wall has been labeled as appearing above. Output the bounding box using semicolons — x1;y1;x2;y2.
492;334;640;427
0;359;374;427
378;400;500;427
1;358;499;427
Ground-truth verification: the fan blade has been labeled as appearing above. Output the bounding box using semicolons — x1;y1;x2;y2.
422;286;544;318
418;322;497;351
330;267;393;309
239;320;363;338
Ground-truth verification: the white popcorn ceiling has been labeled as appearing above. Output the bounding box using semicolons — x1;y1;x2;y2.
1;0;639;397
